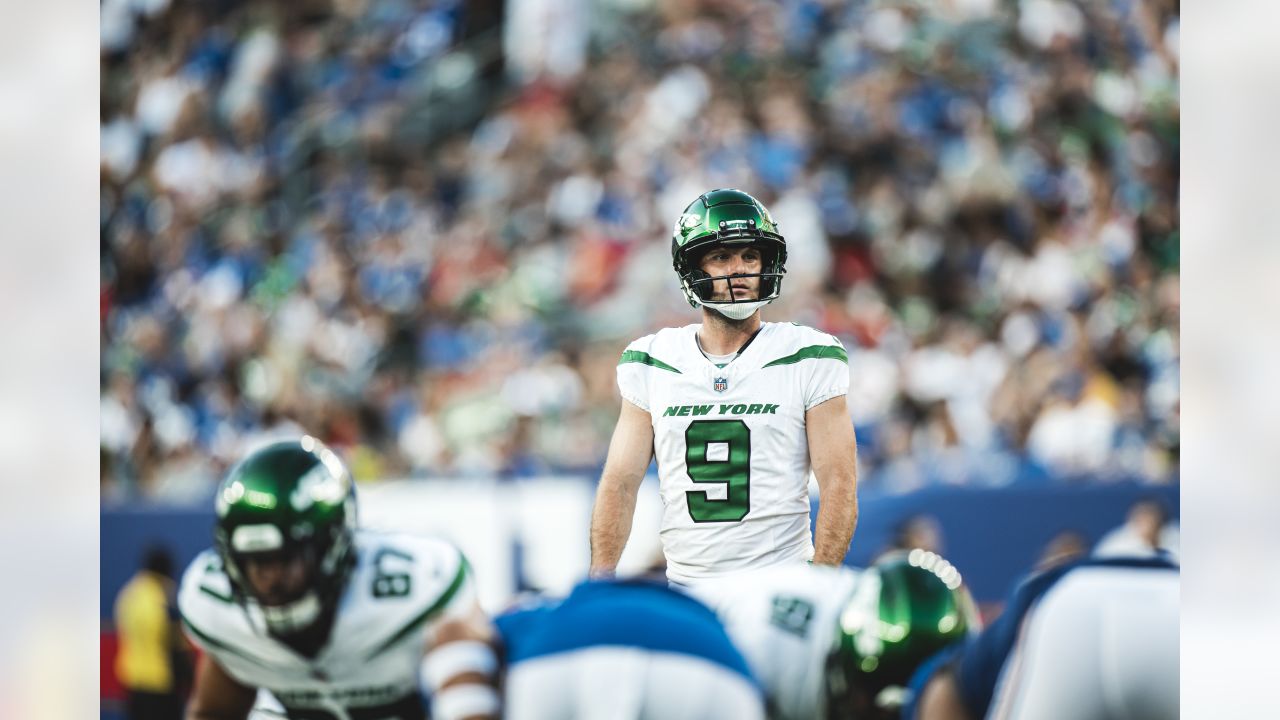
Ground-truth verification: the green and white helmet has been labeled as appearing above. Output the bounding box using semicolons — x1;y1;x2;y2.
824;551;981;717
213;436;358;640
671;188;787;320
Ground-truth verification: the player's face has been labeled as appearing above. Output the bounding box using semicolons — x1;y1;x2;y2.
699;246;763;301
243;550;311;606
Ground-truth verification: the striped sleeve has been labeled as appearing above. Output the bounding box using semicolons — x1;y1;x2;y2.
616;335;673;411
801;333;850;410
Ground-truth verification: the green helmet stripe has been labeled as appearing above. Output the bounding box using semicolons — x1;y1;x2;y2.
365;554;471;660
618;350;682;374
761;344;848;368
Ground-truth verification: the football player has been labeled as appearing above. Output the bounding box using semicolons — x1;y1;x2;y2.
905;555;1179;720
178;437;499;720
590;188;859;585
496;577;766;719
689;551;979;720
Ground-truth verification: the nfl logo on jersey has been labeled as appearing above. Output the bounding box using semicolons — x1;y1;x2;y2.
713;377;729;393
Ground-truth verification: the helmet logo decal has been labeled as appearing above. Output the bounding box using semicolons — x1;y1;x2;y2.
678;213;703;229
291;462;346;512
675;213;704;239
217;480;245;517
714;377;729;393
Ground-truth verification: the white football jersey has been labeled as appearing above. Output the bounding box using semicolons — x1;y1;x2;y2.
178;530;475;720
617;322;850;584
688;563;865;720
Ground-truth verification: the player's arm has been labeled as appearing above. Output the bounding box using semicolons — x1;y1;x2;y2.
422;603;501;720
806;394;859;565
589;399;655;578
185;653;257;720
915;667;973;720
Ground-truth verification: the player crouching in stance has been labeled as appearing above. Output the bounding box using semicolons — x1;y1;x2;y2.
905;555;1179;720
690;552;980;720
178;437;499;720
495;577;766;720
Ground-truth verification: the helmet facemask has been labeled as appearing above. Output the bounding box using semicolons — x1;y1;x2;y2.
218;519;353;639
678;239;787;321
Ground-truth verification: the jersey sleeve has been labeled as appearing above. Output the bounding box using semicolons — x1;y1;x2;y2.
175;549;235;656
368;533;480;649
616;334;659;412
421;541;479;628
801;332;849;410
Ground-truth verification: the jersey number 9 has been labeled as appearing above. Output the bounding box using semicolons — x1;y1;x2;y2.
684;420;751;522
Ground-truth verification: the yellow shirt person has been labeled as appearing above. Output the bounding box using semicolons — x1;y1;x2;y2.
113;546;184;720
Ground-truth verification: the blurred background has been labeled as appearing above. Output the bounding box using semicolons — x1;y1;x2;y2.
99;0;1179;715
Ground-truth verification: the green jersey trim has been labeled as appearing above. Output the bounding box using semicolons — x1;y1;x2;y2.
180;614;273;669
364;555;471;660
619;350;682;374
199;585;234;604
762;344;848;368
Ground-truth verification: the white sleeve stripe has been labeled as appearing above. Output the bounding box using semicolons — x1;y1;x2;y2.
421;640;497;689
620;392;650;411
431;683;500;720
805;388;847;410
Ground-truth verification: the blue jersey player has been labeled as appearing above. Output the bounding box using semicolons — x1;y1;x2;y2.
495;578;765;720
905;555;1179;720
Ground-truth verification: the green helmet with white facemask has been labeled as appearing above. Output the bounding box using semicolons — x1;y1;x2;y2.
824;551;981;718
213;437;357;645
671;188;788;320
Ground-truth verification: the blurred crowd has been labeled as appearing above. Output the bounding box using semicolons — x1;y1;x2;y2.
101;0;1180;504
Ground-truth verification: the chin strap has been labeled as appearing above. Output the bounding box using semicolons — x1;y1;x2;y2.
698;298;773;320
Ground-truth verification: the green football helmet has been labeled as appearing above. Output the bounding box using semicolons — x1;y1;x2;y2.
824;551;981;718
671;188;787;320
213;436;358;643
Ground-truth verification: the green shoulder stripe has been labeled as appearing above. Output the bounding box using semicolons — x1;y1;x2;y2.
199;585;234;604
618;350;681;374
762;344;848;368
180;614;273;669
365;555;471;660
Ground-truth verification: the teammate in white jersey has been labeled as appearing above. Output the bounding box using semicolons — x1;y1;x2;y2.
690;551;979;720
590;188;859;585
178;437;499;720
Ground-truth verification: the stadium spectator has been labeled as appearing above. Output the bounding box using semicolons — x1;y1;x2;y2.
880;513;946;560
1094;497;1179;560
1035;529;1089;570
101;0;1180;503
